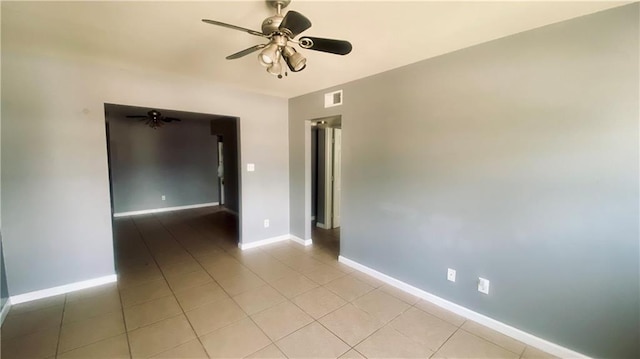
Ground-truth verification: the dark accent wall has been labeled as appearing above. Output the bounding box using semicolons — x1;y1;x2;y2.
289;5;639;358
210;118;240;214
107;107;219;213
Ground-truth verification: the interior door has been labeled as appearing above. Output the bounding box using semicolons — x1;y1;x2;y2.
332;128;342;228
217;139;225;205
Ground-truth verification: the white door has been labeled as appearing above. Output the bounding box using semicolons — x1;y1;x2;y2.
332;128;342;228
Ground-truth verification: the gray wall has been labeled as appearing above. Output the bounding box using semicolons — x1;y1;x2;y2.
211;118;240;214
1;235;8;310
107;108;219;214
0;0;5;313
289;5;639;358
2;1;289;296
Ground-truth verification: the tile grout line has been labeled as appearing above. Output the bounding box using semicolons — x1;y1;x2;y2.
129;214;209;358
153;211;276;357
406;297;466;358
53;294;68;358
428;323;463;358
53;292;129;357
240;232;375;355
114;218;135;359
134;212;455;359
118;209;542;359
136;210;530;359
162;211;348;358
159;213;284;358
457;326;526;358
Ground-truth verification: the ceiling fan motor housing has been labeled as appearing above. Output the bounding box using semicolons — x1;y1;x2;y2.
261;15;284;35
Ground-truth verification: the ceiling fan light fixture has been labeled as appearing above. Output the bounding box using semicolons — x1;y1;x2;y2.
203;0;352;77
282;46;306;72
267;59;283;76
258;43;281;67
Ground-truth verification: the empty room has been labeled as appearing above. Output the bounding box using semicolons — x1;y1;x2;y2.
1;1;638;359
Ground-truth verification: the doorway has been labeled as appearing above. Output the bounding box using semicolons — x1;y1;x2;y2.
103;104;242;270
217;139;225;206
310;116;342;255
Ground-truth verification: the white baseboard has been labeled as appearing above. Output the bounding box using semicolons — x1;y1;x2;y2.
316;222;329;229
238;234;313;250
338;256;589;359
290;235;313;246
113;202;219;217
0;299;11;325
221;206;239;216
239;234;290;250
9;274;118;305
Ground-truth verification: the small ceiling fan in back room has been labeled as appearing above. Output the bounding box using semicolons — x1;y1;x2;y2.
127;110;181;129
202;0;353;78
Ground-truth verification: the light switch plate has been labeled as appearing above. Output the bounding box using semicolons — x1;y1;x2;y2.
247;163;255;172
478;277;490;294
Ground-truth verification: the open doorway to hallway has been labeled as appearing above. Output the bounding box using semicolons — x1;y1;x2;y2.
311;116;342;256
104;104;241;271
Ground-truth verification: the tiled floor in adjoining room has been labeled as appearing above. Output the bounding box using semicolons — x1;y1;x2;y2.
1;207;558;358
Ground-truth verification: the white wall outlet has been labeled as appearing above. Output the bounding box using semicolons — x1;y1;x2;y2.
247;163;255;172
161;195;166;201
447;268;456;282
263;219;270;228
478;277;490;294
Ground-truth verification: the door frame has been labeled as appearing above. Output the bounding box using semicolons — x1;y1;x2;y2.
322;128;334;229
307;116;342;237
332;128;342;228
217;138;225;206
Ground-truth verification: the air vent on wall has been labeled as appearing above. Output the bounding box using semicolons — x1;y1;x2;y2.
324;90;343;108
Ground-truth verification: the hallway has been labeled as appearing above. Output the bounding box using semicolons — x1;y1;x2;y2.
2;208;555;358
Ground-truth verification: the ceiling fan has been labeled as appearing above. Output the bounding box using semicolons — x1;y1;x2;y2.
202;0;352;78
126;110;181;129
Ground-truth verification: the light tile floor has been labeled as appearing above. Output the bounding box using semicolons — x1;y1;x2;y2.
1;207;558;358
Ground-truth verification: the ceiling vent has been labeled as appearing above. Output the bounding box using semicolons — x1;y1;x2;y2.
324;90;343;108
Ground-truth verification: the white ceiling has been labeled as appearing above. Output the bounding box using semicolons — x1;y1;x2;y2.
2;1;627;98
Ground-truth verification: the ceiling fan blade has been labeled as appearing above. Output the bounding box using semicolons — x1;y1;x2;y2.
126;115;148;118
299;36;352;55
162;117;182;122
226;44;267;60
279;11;312;38
202;19;267;38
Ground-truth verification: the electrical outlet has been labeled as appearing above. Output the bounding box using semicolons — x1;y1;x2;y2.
447;268;456;282
264;219;270;228
247;163;255;172
161;195;166;201
478;277;490;294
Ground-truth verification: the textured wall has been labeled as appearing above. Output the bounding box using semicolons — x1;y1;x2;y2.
289;5;639;358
